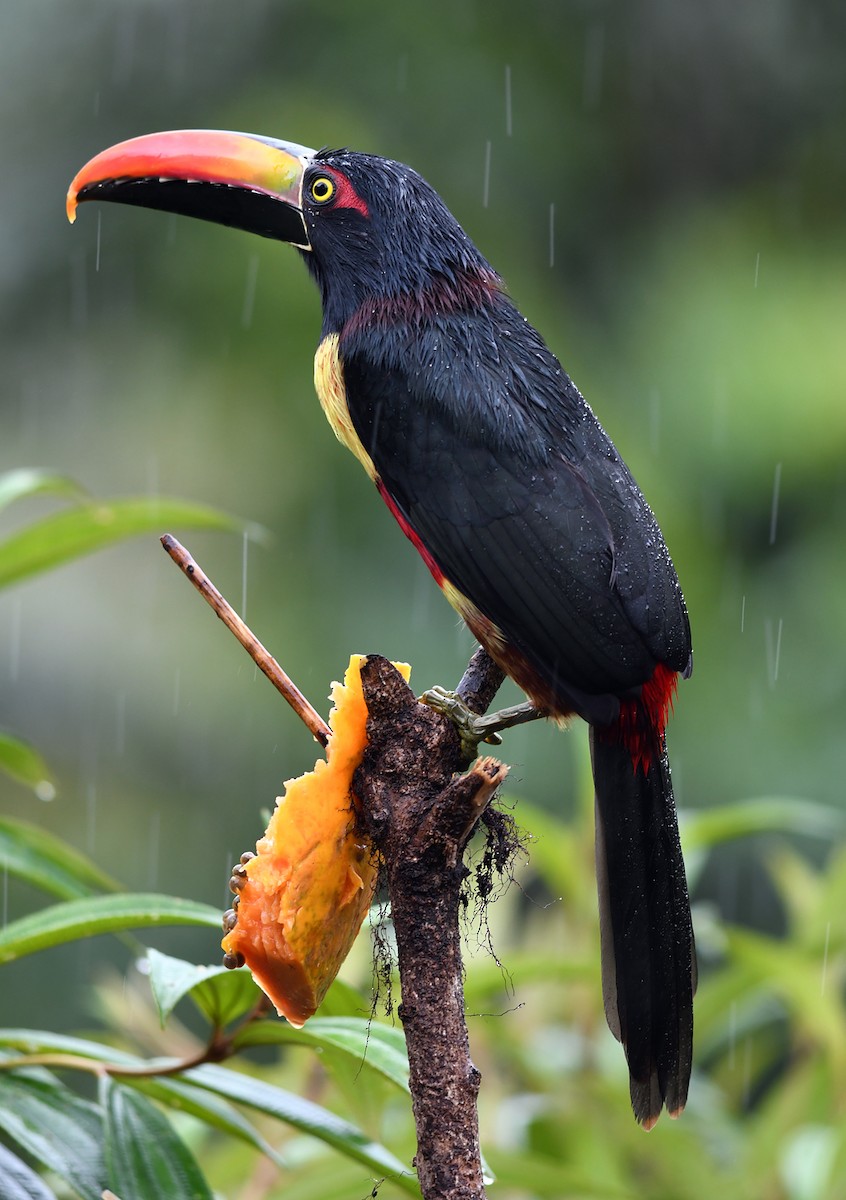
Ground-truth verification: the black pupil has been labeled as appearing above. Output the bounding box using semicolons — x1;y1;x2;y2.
315;179;330;199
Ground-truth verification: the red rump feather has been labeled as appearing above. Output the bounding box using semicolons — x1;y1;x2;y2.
609;662;678;775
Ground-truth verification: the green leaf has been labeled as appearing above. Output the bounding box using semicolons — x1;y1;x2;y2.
0;1031;286;1173
0;495;246;589
0;1141;57;1200
0;1066;104;1200
189;964;260;1028
101;1076;213;1200
235;1016;411;1094
0;733;55;799
0;1029;140;1068
0;468;86;514
0;893;222;963
0;816;120;900
128;1075;287;1169
185;1063;420;1195
145;947;256;1028
682;798;845;851
724;926;846;1063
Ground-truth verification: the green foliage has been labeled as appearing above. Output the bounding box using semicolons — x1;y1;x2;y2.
0;467;249;592
2;772;845;1199
0;468;254;798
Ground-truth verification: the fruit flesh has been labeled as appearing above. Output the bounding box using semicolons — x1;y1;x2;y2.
221;655;409;1025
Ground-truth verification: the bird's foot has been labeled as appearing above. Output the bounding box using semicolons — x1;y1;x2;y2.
420;686;544;762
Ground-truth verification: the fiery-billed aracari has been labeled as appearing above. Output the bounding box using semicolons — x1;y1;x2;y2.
68;130;696;1126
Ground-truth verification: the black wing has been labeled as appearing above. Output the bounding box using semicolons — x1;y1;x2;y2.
340;297;691;717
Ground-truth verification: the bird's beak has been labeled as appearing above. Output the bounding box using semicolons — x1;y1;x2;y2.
67;129;314;249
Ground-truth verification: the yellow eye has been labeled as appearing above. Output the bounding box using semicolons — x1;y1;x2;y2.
309;176;335;204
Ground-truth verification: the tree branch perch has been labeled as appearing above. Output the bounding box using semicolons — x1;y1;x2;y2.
355;655;507;1200
161;536;510;1198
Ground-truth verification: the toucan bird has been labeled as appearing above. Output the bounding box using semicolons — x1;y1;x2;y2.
68;129;696;1127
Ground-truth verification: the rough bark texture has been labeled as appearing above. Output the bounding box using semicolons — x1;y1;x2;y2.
454;646;506;716
354;653;507;1200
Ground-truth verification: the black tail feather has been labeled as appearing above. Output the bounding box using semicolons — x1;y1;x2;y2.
590;727;695;1126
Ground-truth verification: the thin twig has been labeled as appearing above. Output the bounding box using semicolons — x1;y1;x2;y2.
160;534;331;747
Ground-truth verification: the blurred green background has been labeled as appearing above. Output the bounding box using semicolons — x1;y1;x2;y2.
1;0;844;1185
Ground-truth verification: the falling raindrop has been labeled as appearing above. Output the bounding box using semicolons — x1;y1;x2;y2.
548;203;555;268
764;616;783;687
740;594;746;633
504;65;513;137
241;253;260;330
35;780;56;803
482;140;492;209
769;462;782;545
753;251;761;288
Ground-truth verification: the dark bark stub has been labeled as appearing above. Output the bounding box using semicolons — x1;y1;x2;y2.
354;655;506;1200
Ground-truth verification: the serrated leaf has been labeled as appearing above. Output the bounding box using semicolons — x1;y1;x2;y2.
0;893;222;963
101;1077;212;1200
0;1141;57;1200
0;733;55;799
235;1016;411;1093
0;1067;104;1200
145;947;256;1028
0;468;86;514
185;1063;419;1195
0;816;120;899
0;496;247;589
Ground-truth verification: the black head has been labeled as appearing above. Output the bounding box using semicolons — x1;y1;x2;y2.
299;150;495;331
68;130;499;336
